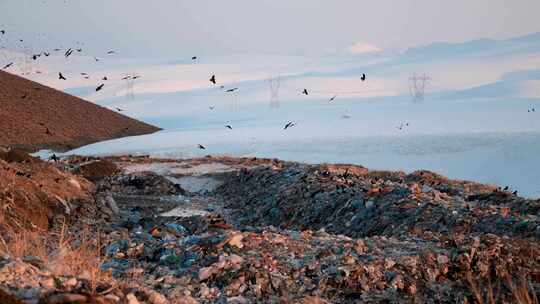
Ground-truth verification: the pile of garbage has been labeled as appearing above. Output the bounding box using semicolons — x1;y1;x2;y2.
0;155;538;303
217;162;540;240
103;172;186;196
100;211;540;303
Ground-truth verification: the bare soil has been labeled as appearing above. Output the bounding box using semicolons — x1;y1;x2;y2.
0;70;160;152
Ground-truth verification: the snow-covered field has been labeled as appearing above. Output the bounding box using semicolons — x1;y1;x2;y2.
13;33;540;197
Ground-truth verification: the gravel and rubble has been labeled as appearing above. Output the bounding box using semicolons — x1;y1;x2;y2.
217;161;540;240
1;155;539;303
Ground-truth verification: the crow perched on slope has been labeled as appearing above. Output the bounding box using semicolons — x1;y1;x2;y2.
50;154;59;163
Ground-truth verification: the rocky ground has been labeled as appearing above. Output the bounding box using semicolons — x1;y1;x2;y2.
0;153;539;303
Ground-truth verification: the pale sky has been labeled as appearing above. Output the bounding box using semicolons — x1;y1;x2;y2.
1;0;539;57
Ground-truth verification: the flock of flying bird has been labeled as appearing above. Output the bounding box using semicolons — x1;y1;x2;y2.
205;72;368;140
1;29;536;156
57;49;120;95
0;30;488;152
1;30;138;111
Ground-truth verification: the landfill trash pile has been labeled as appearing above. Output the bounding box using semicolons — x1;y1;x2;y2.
217;162;540;240
0;155;538;303
99;211;540;303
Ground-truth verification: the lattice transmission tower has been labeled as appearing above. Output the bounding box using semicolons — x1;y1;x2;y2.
268;76;281;108
409;73;431;102
123;74;138;100
19;46;33;76
0;47;10;66
227;90;240;111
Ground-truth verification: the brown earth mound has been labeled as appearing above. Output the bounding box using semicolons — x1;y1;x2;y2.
0;152;94;230
78;159;119;182
0;70;160;152
0;148;40;164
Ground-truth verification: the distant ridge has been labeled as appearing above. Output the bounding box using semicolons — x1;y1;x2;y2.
402;31;540;61
0;70;161;152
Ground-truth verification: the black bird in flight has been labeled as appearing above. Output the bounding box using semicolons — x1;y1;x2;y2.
102;76;108;81
210;75;216;84
329;95;337;102
53;48;61;51
284;121;296;130
81;73;88;76
198;144;206;150
226;88;238;93
58;72;66;80
512;190;518;195
361;73;366;81
225;125;232;129
503;186;509;191
94;57;100;62
0;30;4;35
76;48;82;52
32;54;40;60
116;107;123;112
21;93;28;99
302;89;308;95
107;50;115;54
192;56;197;60
3;62;13;69
95;84;105;91
209;106;215;110
65;48;74;58
43;52;50;57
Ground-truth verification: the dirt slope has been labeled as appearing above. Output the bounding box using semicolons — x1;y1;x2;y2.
0;70;160;152
0;149;94;230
